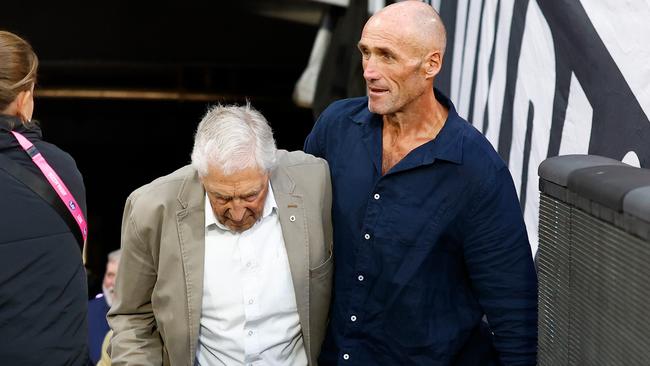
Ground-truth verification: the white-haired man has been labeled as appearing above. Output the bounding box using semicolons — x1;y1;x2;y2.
88;249;121;364
108;104;333;366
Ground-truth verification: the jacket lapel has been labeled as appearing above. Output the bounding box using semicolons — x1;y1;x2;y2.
271;167;312;357
175;169;206;365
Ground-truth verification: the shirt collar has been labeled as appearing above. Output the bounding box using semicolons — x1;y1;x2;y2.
205;181;277;231
350;88;465;165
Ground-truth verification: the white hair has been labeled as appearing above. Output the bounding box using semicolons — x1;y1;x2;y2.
191;103;277;176
107;249;121;264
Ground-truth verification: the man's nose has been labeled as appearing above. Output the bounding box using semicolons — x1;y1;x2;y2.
363;57;379;81
229;204;247;222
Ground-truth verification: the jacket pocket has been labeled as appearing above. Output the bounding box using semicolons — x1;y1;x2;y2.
309;248;333;359
310;249;333;279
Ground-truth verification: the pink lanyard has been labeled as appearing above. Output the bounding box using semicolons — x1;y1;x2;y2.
11;130;88;244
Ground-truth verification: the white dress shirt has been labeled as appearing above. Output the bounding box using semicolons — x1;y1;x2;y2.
196;184;307;366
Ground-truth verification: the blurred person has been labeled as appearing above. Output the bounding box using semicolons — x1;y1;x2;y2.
88;249;121;364
0;30;89;364
108;103;333;366
305;2;537;365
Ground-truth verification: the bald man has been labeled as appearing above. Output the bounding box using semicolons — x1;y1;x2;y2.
305;2;537;365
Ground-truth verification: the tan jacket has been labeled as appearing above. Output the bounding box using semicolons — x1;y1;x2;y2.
108;150;333;366
97;330;112;366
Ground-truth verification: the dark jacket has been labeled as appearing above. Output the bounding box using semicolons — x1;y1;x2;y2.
0;114;89;365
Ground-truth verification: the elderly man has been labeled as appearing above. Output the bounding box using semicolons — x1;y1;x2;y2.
87;249;120;364
108;104;333;366
304;2;537;365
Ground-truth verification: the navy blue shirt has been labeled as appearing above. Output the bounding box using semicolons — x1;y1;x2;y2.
304;91;537;365
87;294;110;364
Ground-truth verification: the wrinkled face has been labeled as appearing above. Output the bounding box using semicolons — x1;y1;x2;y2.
358;19;428;115
103;260;118;294
202;166;269;232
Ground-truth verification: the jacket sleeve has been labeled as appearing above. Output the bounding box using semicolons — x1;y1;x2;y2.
107;194;164;365
462;166;538;366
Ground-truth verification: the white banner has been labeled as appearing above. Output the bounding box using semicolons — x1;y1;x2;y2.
436;0;650;254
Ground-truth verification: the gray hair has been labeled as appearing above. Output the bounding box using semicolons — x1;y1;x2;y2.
191;103;277;176
107;249;121;264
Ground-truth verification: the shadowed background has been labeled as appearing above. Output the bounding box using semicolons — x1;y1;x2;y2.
1;0;324;295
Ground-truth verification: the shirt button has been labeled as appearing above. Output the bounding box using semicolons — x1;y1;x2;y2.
373;193;380;200
248;299;254;304
343;353;350;360
357;275;364;281
350;315;357;322
248;330;254;336
364;233;370;240
246;261;252;268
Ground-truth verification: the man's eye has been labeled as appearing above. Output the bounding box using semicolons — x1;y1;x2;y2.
244;194;258;202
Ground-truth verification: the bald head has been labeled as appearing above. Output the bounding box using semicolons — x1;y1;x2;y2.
358;1;447;115
366;1;446;58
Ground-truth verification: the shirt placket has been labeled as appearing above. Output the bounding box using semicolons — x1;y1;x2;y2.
339;178;385;363
239;231;262;361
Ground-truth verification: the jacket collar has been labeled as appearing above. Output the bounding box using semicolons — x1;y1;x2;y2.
0;114;43;150
175;160;298;209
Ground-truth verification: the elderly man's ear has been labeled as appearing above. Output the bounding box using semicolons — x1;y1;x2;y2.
424;51;442;79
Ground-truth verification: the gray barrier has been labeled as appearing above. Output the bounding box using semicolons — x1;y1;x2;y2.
538;154;650;366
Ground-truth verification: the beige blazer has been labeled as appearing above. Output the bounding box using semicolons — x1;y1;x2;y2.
108;150;333;366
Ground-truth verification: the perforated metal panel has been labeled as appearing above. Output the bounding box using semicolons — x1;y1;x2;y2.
538;194;570;366
538;193;650;366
